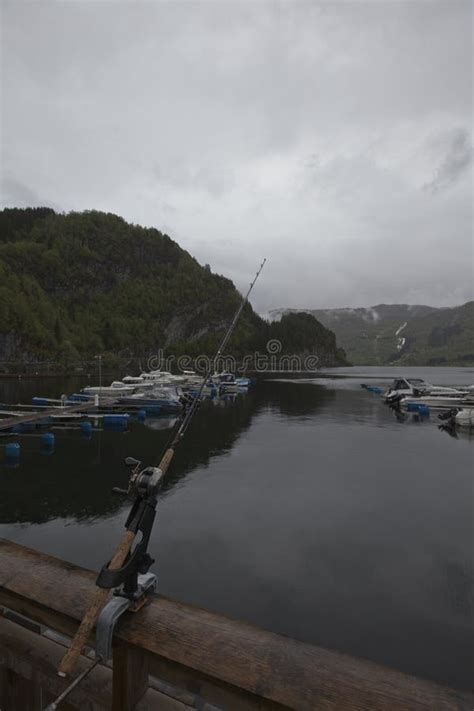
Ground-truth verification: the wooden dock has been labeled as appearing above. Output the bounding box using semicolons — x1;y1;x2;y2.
0;539;472;710
0;399;117;432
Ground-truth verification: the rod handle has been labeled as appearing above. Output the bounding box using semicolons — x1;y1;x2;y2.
158;447;174;475
57;529;135;677
57;448;175;677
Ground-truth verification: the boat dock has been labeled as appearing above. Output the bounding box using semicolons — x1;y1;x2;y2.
0;539;472;711
0;399;118;432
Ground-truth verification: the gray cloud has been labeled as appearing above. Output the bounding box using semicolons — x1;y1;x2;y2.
424;128;473;193
1;176;43;207
1;0;472;311
0;174;61;211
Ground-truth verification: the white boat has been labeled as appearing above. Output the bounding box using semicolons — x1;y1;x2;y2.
118;389;183;413
384;378;470;403
455;408;474;428
82;381;136;396
139;372;172;385
439;407;474;430
122;375;156;389
150;369;187;383
401;395;474;410
211;371;250;393
236;377;251;387
181;370;203;385
139;371;186;385
182;381;218;398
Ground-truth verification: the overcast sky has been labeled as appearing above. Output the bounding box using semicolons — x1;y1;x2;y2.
1;0;472;313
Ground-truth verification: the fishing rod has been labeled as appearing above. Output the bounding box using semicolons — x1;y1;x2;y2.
169;259;266;445
53;259;266;696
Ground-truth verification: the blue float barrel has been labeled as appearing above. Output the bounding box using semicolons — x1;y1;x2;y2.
103;414;129;428
407;403;430;416
137;409;146;421
41;432;55;448
81;421;93;435
5;442;20;459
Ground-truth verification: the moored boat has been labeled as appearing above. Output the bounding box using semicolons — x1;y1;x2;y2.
150;369;187;383
117;389;183;414
181;369;202;385
138;370;187;386
384;378;471;404
81;381;136;396
235;377;251;387
361;384;385;394
122;375;156;388
212;372;247;393
438;406;474;434
400;393;474;410
184;381;218;398
455;408;474;427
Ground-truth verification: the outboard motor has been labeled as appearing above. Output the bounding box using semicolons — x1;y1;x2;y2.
438;408;460;438
387;393;403;410
438;407;460;421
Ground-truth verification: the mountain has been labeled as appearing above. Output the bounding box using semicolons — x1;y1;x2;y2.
0;208;349;371
269;303;474;366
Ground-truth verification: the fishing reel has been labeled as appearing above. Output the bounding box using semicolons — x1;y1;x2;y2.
99;457;161;595
112;457;163;499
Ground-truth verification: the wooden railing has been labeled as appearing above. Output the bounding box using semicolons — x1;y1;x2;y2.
0;539;472;710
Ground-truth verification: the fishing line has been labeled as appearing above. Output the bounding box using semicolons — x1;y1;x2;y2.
153;258;266;467
54;259;266;693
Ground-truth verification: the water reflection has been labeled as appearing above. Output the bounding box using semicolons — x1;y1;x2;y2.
0;377;469;525
0;379;338;524
0;372;472;690
144;416;177;431
0;399;251;523
258;379;334;418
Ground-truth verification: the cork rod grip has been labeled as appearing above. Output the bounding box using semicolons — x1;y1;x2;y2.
158;448;174;475
57;449;174;677
57;529;135;676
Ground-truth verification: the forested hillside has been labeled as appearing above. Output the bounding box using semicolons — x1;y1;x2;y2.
0;208;348;370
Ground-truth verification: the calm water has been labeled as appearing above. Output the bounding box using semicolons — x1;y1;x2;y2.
0;367;473;690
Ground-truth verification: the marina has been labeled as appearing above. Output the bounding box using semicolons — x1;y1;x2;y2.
1;366;472;705
0;371;252;446
2;1;473;706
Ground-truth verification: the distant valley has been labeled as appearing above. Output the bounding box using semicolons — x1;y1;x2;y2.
268;302;474;366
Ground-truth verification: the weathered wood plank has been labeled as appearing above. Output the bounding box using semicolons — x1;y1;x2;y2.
148;655;286;710
0;617;193;711
0;667;46;711
113;641;149;711
0;617;111;710
0;538;472;711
